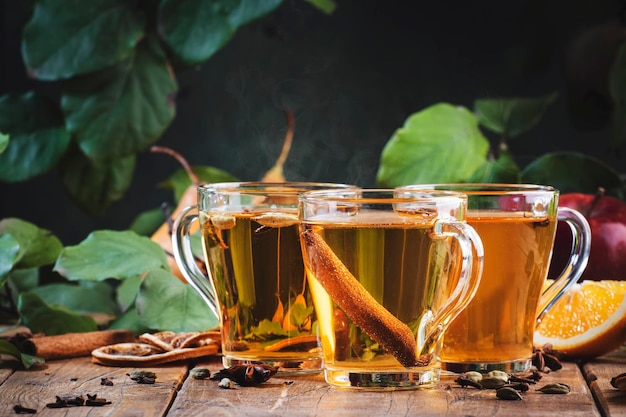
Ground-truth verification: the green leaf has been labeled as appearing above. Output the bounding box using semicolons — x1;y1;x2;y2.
287;302;314;330
0;234;20;285
0;131;8;153
376;103;489;187
305;0;336;14
7;268;39;294
22;0;144;80
29;282;118;315
0;92;71;182
116;274;142;312
159;0;283;65
18;292;98;335
467;149;520;183
7;268;40;306
0;128;71;182
474;93;558;138
136;269;218;332
521;151;625;198
249;319;288;340
59;146;136;215
227;0;284;26
62;36;177;161
609;42;626;148
129;208;165;236
160;165;237;201
0;338;22;360
0;218;63;269
0;339;45;369
54;230;169;281
0;91;65;133
107;306;150;334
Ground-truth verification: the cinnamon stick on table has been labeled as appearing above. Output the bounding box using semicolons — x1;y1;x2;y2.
301;229;419;368
18;330;136;360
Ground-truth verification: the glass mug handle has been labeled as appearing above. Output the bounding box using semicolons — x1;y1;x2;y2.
536;207;591;325
418;220;485;355
172;205;220;319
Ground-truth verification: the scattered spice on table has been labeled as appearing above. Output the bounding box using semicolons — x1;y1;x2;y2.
218;378;234;389
127;370;156;384
190;367;211;380
532;343;564;372
8;330;135;360
454;369;570;400
537;383;571;394
101;377;114;386
611;372;626;392
209;364;278;386
45;394;111;408
13;404;36;414
496;387;523;401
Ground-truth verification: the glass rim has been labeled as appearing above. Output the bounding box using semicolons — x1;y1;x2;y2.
199;181;356;194
397;183;557;195
299;188;468;204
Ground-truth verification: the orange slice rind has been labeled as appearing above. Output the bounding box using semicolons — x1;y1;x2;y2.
534;280;626;360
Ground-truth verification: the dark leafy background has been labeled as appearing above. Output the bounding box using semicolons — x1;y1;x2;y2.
2;0;624;244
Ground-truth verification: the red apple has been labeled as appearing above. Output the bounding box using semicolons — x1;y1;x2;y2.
549;189;626;281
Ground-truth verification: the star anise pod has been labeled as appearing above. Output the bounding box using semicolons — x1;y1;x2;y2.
532;343;563;372
209;364;278;386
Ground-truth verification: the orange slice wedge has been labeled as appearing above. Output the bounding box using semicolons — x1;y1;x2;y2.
534;280;626;360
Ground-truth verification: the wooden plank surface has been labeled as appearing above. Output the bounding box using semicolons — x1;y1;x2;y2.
0;357;188;416
0;368;13;385
0;354;616;416
581;348;626;417
169;359;600;417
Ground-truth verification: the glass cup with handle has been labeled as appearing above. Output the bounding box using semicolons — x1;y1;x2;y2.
397;184;591;373
172;181;355;375
298;188;484;389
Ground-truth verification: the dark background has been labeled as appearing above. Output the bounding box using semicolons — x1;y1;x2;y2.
1;0;625;244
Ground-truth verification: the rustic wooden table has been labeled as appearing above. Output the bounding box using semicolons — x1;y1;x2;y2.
1;348;624;416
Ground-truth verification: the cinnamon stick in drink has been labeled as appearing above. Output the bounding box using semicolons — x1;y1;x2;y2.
301;229;418;368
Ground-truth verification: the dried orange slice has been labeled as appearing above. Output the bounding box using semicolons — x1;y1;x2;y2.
534;280;626;360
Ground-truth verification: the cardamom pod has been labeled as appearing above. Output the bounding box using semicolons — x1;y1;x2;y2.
610;373;626;392
127;370;156;380
496;386;523;401
537;382;570;394
487;370;509;383
218;378;234;389
127;370;157;384
481;377;506;389
463;371;484;384
190;367;211;380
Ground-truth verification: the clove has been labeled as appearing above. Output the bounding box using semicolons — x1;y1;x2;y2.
455;376;483;389
100;377;114;386
13;405;36;414
502;382;530;392
86;394;111;406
